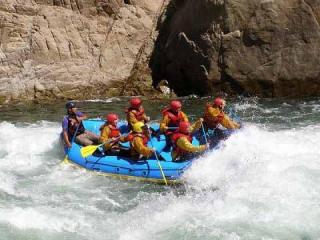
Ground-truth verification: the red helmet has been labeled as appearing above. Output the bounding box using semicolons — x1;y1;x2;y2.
170;100;182;111
178;121;190;134
213;97;225;108
130;97;142;108
106;113;119;123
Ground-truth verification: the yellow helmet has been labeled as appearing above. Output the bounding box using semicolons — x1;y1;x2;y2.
132;121;145;133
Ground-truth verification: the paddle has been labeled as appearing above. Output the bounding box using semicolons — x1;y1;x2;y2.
154;151;168;185
151;126;177;138
201;121;208;144
64;118;81;161
80;137;120;158
147;127;168;186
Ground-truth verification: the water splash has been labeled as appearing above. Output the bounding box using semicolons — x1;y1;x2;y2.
0;118;319;239
83;97;122;103
118;124;320;239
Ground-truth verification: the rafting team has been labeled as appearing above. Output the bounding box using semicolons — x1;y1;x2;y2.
62;98;240;161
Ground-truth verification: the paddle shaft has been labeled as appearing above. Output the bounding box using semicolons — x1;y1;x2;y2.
148;128;168;186
98;137;120;148
64;117;81;160
154;152;168;186
71;118;82;144
81;137;120;158
201;122;208;144
167;127;178;130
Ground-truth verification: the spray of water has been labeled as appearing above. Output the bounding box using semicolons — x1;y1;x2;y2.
0;120;319;240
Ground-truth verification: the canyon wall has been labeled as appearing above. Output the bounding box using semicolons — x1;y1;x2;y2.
1;0;320;104
149;0;320;97
0;0;165;103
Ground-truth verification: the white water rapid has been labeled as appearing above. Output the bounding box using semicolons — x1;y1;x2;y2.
0;119;319;239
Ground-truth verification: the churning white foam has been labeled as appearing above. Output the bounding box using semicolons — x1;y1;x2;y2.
0;121;99;235
0;207;87;232
1;120;320;239
118;124;320;239
185;124;320;187
0;121;60;194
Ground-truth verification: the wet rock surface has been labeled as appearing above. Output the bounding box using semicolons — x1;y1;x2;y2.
1;0;320;104
150;0;320;97
0;0;165;103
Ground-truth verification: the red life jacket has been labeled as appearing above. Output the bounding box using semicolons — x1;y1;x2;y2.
108;125;120;138
162;108;186;128
127;132;149;146
203;104;224;129
171;132;193;157
100;123;120;138
126;107;145;121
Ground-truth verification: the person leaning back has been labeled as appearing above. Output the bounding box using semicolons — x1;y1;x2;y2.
62;102;99;147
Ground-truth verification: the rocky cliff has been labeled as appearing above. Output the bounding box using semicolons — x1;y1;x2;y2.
0;0;166;104
149;0;320;97
1;0;320;104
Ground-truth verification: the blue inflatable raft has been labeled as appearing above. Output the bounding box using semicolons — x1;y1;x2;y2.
63;119;222;185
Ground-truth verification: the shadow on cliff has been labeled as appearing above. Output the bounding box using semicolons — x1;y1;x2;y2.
149;0;246;97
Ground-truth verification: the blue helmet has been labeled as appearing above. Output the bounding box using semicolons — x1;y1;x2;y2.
66;101;76;109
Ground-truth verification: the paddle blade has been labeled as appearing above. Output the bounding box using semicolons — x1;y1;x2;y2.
80;145;99;158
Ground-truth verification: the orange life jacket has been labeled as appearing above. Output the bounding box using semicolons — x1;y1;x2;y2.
100;124;120;138
171;132;193;157
203;104;224;129
162;108;187;136
162;108;186;126
126;107;146;122
108;125;120;138
127;132;149;146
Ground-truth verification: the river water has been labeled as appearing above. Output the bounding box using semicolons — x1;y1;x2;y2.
0;97;319;240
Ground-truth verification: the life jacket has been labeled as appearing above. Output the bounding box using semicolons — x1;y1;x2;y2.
171;132;193;157
67;115;85;140
127;132;149;146
100;124;120;139
203;104;224;129
108;125;120;138
162;108;186;131
126;107;145;122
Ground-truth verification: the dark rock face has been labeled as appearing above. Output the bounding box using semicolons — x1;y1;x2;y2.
150;0;320;97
